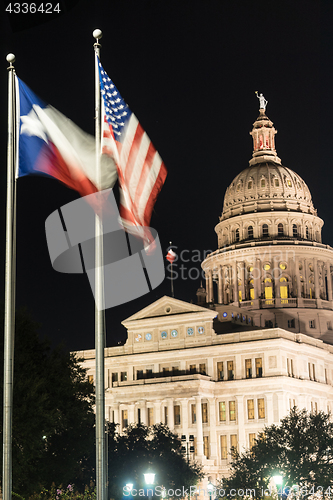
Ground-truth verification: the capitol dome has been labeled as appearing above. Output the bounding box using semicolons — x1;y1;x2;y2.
221;162;315;221
220;108;316;221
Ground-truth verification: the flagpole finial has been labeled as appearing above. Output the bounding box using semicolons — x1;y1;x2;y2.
93;29;102;41
6;53;15;67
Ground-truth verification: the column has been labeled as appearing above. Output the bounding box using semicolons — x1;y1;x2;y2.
232;260;238;303
167;399;174;431
206;270;213;303
195;396;204;458
240;262;245;302
296;257;302;298
113;404;120;425
277;391;287;420
254;257;261;299
326;262;333;301
208;398;218;462
181;399;189;439
236;395;245;451
266;393;274;425
274;264;280;299
141;401;147;425
304;259;309;298
128;403;135;425
218;266;223;304
314;258;320;299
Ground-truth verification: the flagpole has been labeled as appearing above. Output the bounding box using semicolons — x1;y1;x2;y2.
3;53;17;500
93;29;107;500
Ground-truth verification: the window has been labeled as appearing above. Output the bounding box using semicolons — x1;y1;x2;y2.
308;362;312;380
235;228;240;242
148;407;154;426
122;409;128;429
227;361;234;380
221;435;227;459
274;178;279;187
163;367;169;374
138;408;141;424
219;401;226;422
306;226;309;239
248;226;253;239
191;404;196;424
255;358;263;378
111;372;118;383
287;179;292;187
314;402;318;414
230;434;238;456
217;361;224;381
312;364;316;381
278;223;284;236
293;224;298;237
265;320;273;328
121;371;127;382
199;363;206;375
262;224;269;237
137;370;144;380
248;181;253;189
146;369;153;378
172;366;179;375
258;399;265;419
280;277;288;300
245;359;252;379
247;399;255;419
203;436;209;458
249;433;256;449
288;319;295;328
309;320;316;329
263;263;271;271
174;405;181;425
164;406;168;425
190;364;196;374
88;374;94;384
229;401;236;421
202;403;208;423
261;178;266;188
287;358;294;377
328;322;333;331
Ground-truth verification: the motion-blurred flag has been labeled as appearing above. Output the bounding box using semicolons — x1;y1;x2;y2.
98;57;167;243
15;76;117;196
166;249;176;263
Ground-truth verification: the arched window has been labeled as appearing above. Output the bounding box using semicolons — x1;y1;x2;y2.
248;226;253;239
264;278;273;301
249;279;255;300
280;277;288;301
235;228;240;242
248;181;253;189
306;226;309;239
262;224;269;238
293;224;298;238
261;178;266;188
278;223;284;236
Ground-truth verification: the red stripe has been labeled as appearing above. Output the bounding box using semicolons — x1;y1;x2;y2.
142;162;167;226
133;142;156;213
123;123;144;184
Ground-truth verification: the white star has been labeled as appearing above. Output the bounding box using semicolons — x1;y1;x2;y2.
20;108;48;143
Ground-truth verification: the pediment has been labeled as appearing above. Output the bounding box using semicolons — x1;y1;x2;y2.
122;295;216;325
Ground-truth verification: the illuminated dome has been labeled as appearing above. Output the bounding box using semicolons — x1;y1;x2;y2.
221;162;315;221
220;108;315;221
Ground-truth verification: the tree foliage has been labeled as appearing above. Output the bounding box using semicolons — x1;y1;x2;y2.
0;307;96;497
107;422;203;499
223;408;333;498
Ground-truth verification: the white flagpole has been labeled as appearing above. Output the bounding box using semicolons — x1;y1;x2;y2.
3;53;17;500
93;30;107;500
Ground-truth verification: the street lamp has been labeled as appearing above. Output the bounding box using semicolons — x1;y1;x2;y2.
207;482;214;500
144;472;155;500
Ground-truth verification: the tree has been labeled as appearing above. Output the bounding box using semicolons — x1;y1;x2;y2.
223;408;333;499
0;307;96;497
107;422;203;499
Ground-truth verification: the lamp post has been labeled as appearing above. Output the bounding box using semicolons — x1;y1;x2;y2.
181;434;195;462
144;472;155;500
124;483;134;499
207;481;214;500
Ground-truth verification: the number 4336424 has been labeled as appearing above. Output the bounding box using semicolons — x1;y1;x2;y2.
6;3;61;13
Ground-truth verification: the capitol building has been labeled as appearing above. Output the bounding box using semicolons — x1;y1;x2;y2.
78;97;333;486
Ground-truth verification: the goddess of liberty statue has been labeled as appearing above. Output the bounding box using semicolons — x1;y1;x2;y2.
255;91;267;111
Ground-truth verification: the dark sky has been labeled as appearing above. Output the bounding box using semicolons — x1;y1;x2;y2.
0;0;332;352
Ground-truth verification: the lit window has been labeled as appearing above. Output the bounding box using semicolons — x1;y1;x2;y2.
279;262;287;270
263;263;271;270
274;178;279;187
230;434;238;456
148;407;154;426
247;399;255;419
202;403;208;424
249;433;256;449
229;401;236;421
255;358;263;377
261;179;266;187
258;399;265;419
191;404;196;424
203;436;209;458
217;362;224;381
88;374;94;384
122;410;128;429
245;359;252;379
219;401;226;422
221;435;227;459
174;405;181;425
227;361;234;380
248;266;254;272
287;179;292;187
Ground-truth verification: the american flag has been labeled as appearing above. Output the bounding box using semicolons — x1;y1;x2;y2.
98;57;167;245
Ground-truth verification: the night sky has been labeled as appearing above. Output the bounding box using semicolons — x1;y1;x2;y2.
0;0;332;352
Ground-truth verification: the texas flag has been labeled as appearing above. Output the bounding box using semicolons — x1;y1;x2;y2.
15;76;117;196
166;249;177;263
